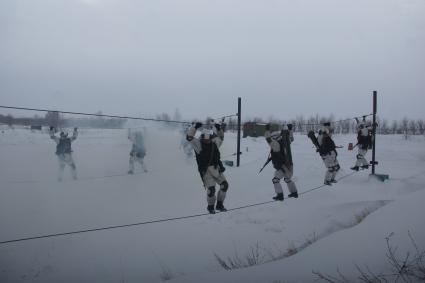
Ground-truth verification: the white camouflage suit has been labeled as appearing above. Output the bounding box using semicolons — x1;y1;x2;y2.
186;125;228;207
317;126;340;184
50;128;78;181
354;122;371;168
264;129;297;197
128;130;148;173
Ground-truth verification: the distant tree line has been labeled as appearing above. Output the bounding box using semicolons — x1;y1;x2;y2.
242;115;425;136
0;111;126;129
1;111;424;136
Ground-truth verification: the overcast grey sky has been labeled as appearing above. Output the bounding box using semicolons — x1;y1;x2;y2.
1;0;424;121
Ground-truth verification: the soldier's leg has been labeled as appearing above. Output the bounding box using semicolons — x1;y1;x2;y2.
206;186;216;205
360;148;369;167
273;169;284;195
203;168;217;206
282;165;297;194
217;183;228;201
128;155;135;174
323;154;333;184
216;178;228;211
207;166;228;211
331;164;340;181
330;152;340;181
355;148;367;167
271;170;284;200
66;154;77;180
57;155;66;181
138;157;148;172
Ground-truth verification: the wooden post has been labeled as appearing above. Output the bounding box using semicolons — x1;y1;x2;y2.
371;91;377;175
237;97;241;167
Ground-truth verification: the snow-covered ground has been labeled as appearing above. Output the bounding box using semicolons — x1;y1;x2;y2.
1;126;424;283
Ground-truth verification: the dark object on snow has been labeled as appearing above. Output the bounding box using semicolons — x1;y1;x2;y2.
215;201;227;212
243;122;279;138
273;193;284;201
207;205;216;214
288;192;298;198
223;160;234;167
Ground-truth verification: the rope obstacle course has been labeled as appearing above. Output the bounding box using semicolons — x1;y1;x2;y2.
0;92;388;245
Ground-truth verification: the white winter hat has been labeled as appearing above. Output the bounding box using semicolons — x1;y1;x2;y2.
270;131;282;140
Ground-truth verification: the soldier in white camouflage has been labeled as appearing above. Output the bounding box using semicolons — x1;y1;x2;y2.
264;123;298;201
128;129;148;174
50;126;78;181
351;117;372;171
317;122;340;185
187;122;228;214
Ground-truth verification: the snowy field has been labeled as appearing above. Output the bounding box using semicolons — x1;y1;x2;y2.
1;125;425;283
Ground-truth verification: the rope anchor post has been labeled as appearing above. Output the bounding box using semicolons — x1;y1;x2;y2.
369;90;389;182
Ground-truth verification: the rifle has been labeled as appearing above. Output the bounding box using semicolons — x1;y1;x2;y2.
259;154;272;173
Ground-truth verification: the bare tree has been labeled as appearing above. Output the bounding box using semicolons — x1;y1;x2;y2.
295;115;306;134
173;108;182;122
401;117;409;139
227;118;237;132
45;111;61;128
408;120;417;135
5;114;14;127
391;120;398;135
380;119;389;135
156;112;171;121
306;115;317;132
417;119;425;135
340;120;350;134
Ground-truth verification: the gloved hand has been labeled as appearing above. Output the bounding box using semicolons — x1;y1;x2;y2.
195;122;202;129
287;124;293;131
265;124;271;131
214;124;221;131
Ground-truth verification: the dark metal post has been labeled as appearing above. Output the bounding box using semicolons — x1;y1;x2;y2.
371;91;377;175
237;97;241;167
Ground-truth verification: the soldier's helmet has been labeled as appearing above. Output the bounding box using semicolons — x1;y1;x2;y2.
200;129;214;141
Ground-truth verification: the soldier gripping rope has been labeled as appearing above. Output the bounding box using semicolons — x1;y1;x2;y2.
264;123;298;201
308;122;341;186
49;126;78;181
186;122;229;214
128;129;148;174
351;117;372;171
